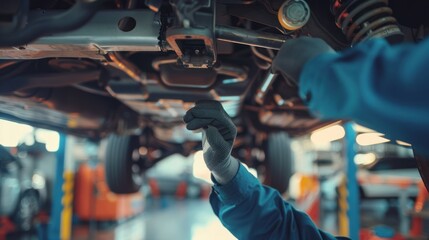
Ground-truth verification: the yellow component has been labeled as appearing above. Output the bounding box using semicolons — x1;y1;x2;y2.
298;175;318;199
61;171;74;240
67;118;79;128
277;0;310;31
337;176;349;236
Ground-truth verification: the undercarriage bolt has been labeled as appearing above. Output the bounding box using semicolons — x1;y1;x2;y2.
278;0;310;31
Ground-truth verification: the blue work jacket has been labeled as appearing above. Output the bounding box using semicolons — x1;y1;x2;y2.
210;164;345;239
210;38;429;239
301;37;429;156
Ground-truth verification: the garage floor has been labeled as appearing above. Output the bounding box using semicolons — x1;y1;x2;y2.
74;198;406;240
72;197;236;240
7;197;408;240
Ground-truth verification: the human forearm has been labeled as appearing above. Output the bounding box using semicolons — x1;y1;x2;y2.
211;156;239;185
210;164;338;240
300;38;429;155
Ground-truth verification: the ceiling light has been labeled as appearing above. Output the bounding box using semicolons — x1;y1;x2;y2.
354;153;377;165
356;133;390;146
396;140;412;147
353;124;375;133
310;125;345;144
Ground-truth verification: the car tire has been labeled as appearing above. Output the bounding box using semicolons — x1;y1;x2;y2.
263;132;294;194
13;190;39;232
358;186;366;200
414;150;429;191
105;134;143;194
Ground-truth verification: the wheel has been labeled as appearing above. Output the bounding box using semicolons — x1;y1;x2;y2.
414;150;429;191
358;186;366;200
263;132;294;194
13;190;39;232
105;134;143;194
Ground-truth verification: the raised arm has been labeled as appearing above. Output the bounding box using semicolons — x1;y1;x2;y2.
210;163;338;239
273;37;429;156
184;100;339;239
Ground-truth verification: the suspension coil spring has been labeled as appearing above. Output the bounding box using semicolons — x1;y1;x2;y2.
330;0;403;45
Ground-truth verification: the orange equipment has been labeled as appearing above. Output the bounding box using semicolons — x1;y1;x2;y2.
409;180;429;238
0;217;15;239
293;174;320;225
175;181;188;200
74;163;144;221
148;178;161;198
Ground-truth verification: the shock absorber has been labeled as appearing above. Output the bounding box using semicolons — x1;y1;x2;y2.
330;0;403;45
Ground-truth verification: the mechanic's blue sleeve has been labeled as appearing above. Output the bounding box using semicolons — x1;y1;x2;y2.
209;164;340;240
300;38;429;156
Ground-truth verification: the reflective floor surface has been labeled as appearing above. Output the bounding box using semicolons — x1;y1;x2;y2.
73;197;236;240
6;197;406;240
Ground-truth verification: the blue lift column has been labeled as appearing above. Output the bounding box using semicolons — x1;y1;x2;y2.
338;123;360;239
48;134;75;240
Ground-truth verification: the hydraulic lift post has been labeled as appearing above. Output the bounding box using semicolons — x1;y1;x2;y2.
338;123;360;239
48;134;75;240
345;123;360;240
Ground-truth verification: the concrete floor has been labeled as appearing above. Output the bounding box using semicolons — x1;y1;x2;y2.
73;197;236;240
72;198;410;240
73;198;405;240
7;197;412;240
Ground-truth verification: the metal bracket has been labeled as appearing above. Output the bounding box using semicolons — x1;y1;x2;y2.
0;0;104;47
166;0;216;68
0;10;161;59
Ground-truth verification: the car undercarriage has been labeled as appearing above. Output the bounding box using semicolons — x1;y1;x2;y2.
0;0;428;193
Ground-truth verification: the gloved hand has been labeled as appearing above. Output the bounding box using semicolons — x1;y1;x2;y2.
272;37;335;84
183;100;239;184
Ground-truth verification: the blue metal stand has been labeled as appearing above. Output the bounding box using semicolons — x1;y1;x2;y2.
48;134;66;240
345;123;360;240
48;133;70;240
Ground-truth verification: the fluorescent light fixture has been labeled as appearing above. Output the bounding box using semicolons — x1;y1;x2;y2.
354;153;377;165
396;140;412;147
310;125;345;144
0;119;33;147
35;129;60;152
353;124;375;133
356;133;390;146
